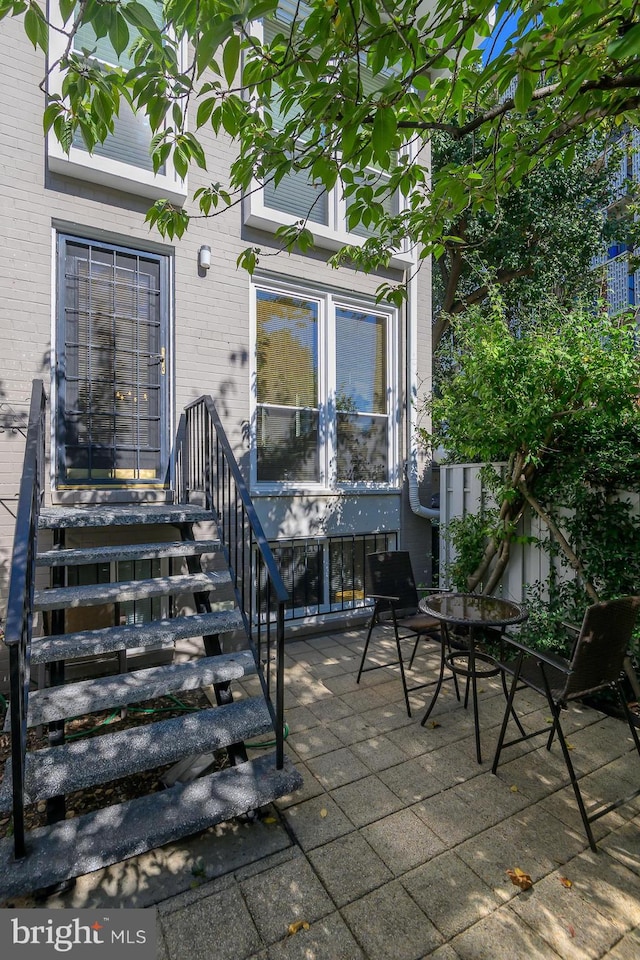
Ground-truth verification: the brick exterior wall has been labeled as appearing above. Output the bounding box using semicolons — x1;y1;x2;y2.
0;15;434;684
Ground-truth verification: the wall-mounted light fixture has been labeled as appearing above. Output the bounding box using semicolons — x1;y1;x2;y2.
198;245;211;271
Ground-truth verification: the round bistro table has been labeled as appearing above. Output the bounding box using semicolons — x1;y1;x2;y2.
418;593;528;763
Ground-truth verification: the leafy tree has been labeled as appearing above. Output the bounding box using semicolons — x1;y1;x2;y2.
431;130;613;347
422;292;640;599
3;0;640;302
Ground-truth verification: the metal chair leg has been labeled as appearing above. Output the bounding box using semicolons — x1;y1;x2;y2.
356;609;378;684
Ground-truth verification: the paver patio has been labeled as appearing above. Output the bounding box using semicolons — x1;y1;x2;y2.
6;624;640;959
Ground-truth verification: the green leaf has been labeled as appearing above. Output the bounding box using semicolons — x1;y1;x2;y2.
24;3;47;52
122;1;160;34
197;21;234;78
59;0;76;25
43;102;63;134
109;15;130;59
514;74;534;114
607;23;640;60
223;32;240;88
196;97;216;129
372;108;396;167
411;74;431;91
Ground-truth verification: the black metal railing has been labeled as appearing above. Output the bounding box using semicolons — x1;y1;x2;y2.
4;380;46;858
176;396;289;767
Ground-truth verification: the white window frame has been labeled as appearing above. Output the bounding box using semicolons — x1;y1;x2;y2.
243;20;415;268
250;276;400;495
47;5;187;205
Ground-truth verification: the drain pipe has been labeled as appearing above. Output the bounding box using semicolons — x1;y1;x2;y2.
407;267;440;523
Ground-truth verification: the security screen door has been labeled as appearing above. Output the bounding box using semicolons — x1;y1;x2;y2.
56;236;170;488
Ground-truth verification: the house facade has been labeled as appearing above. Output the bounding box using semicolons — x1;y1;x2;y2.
0;7;434;686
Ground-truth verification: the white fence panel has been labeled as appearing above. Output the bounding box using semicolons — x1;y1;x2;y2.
438;464;633;603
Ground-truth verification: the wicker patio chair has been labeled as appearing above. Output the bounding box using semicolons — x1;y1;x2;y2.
356;552;459;717
492;595;640;851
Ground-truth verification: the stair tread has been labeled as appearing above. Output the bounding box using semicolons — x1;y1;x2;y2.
0;754;302;900
9;652;258;729
34;571;231;611
37;540;222;567
31;610;245;664
39;505;215;529
0;697;273;811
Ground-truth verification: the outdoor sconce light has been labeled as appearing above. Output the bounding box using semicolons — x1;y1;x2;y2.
198;245;211;271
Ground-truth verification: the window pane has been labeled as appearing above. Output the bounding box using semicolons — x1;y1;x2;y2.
277;542;324;611
257;406;319;482
347;175;400;239
264;167;329;224
329;535;395;605
336;413;388;482
257;291;318;406
262;17;328;225
72;0;164;172
336;308;386;414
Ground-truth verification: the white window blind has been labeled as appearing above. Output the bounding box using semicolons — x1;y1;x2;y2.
72;0;164;172
335;308;388;482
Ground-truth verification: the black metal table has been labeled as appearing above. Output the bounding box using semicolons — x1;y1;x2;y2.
418;593;528;763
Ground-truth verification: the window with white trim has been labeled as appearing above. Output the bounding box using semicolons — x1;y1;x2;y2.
47;2;186;204
253;281;399;489
244;12;413;266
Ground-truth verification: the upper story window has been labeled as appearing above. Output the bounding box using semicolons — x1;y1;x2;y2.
253;280;399;491
244;13;413;267
47;2;186;204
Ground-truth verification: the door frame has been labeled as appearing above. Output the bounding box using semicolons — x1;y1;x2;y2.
52;231;174;497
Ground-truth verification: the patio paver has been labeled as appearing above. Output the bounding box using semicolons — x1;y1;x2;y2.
9;626;639;960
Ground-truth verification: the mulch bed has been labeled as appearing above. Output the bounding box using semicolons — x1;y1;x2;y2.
0;690;228;844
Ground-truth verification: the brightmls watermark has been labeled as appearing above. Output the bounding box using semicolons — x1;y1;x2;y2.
0;909;156;958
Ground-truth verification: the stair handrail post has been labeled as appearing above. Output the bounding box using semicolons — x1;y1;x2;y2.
4;380;46;858
182;396;289;766
175;412;188;504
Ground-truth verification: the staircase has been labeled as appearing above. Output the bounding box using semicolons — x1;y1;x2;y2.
0;387;301;900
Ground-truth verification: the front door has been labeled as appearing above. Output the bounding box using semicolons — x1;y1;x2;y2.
56;235;170;489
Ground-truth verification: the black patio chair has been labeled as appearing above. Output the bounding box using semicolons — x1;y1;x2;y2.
492;595;640;851
356;551;460;717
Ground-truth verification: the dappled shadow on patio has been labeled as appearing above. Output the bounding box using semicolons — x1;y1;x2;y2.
11;624;640;960
262;626;640;960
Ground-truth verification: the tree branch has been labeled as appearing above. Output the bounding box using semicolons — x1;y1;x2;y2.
518;476;600;602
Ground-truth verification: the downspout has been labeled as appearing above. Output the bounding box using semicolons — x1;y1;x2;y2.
407;268;440;522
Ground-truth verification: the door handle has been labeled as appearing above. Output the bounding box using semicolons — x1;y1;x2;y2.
150;347;166;375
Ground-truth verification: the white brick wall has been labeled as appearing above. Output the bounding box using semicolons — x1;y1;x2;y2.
0;16;433;682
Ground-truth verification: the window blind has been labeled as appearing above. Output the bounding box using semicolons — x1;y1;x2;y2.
256;291;318;406
72;0;164;172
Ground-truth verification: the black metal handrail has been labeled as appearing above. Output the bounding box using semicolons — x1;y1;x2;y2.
176;396;289;767
3;380;46;858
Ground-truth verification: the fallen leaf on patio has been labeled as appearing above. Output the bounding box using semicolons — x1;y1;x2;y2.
319;808;328;818
559;876;573;889
506;868;533;890
509;784;519;793
287;921;310;936
545;717;554;724
263;816;278;824
568;924;576;938
566;742;575;750
427;721;441;729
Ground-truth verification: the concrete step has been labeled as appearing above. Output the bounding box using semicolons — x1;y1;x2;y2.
37;539;222;567
34;571;231;611
9;652;258;729
39;504;215;529
0;753;302;900
0;697;273;813
30;610;245;665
